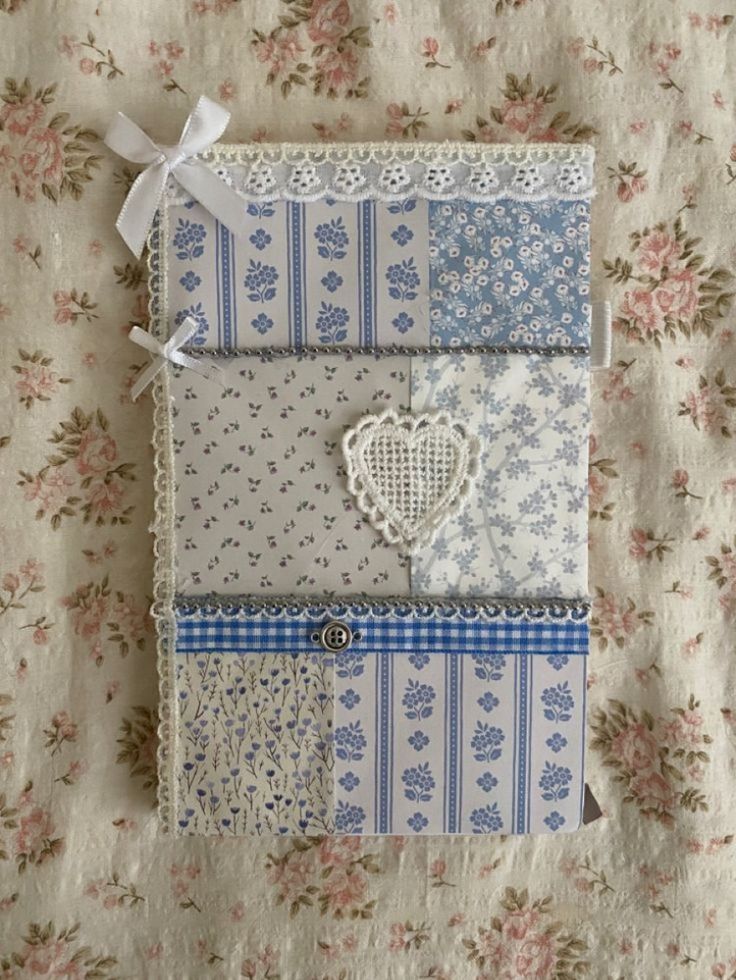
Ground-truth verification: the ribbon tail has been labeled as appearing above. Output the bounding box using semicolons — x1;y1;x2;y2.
130;359;164;401
104;111;162;165
116;163;169;258
177;95;230;156
174;161;250;243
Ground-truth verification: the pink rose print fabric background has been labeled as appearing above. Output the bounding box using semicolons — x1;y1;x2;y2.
1;0;735;976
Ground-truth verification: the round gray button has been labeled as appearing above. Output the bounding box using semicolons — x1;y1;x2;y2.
318;620;353;652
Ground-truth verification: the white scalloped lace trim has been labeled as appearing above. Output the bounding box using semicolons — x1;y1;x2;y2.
165;140;594;205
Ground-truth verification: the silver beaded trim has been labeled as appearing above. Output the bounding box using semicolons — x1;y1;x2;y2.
180;344;591;359
173;593;590;622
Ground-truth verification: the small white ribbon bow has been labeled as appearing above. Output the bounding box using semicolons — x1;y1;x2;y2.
105;95;247;257
129;319;223;400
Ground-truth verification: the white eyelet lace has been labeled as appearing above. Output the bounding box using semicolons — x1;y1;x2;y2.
163;141;594;205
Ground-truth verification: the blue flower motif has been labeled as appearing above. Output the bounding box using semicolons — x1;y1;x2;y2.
174;303;208;346
391;312;414;334
402;680;436;721
247;202;276;219
243;259;279;302
544;810;566;832
314;217;349;260
470;653;506;683
476;771;498;793
539;761;573;802
249;228;272;251
173;218;206;261
408;730;429;752
408;651;430;670
391;223;414;246
386;257;420;301
470;722;505;763
546;732;568;754
477;691;499;714
334;721;366;763
401;762;435;802
251;313;274;335
407;811;429;832
469;802;503;834
335;800;365;833
338;771;360;793
321;270;344;293
339;688;361;710
335;649;366;679
546;654;570;671
179;270;201;293
315;301;350;343
541;682;575;724
387;199;417;214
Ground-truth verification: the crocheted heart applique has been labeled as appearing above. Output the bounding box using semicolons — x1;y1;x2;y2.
342;408;480;552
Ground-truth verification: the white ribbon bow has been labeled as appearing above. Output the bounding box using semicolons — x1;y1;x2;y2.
129;319;223;400
105;95;247;257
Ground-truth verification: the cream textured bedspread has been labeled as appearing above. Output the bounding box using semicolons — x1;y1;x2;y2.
1;1;735;977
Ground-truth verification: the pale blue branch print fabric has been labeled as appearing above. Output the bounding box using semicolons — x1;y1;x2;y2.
411;354;590;599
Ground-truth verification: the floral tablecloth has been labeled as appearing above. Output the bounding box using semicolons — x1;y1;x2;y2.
1;1;735;977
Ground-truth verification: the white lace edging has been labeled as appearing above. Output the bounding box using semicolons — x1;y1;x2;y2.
148;209;180;836
343;408;480;553
165;140;595;205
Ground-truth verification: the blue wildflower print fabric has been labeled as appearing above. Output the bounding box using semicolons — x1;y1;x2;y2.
175;650;334;836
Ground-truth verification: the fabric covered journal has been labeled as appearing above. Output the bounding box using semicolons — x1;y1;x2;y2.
115;106;597;837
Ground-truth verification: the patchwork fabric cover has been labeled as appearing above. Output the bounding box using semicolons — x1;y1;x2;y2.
150;142;594;836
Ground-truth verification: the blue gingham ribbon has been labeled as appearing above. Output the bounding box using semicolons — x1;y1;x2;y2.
175;614;588;655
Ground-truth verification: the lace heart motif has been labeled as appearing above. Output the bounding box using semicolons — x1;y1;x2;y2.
342;408;480;553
